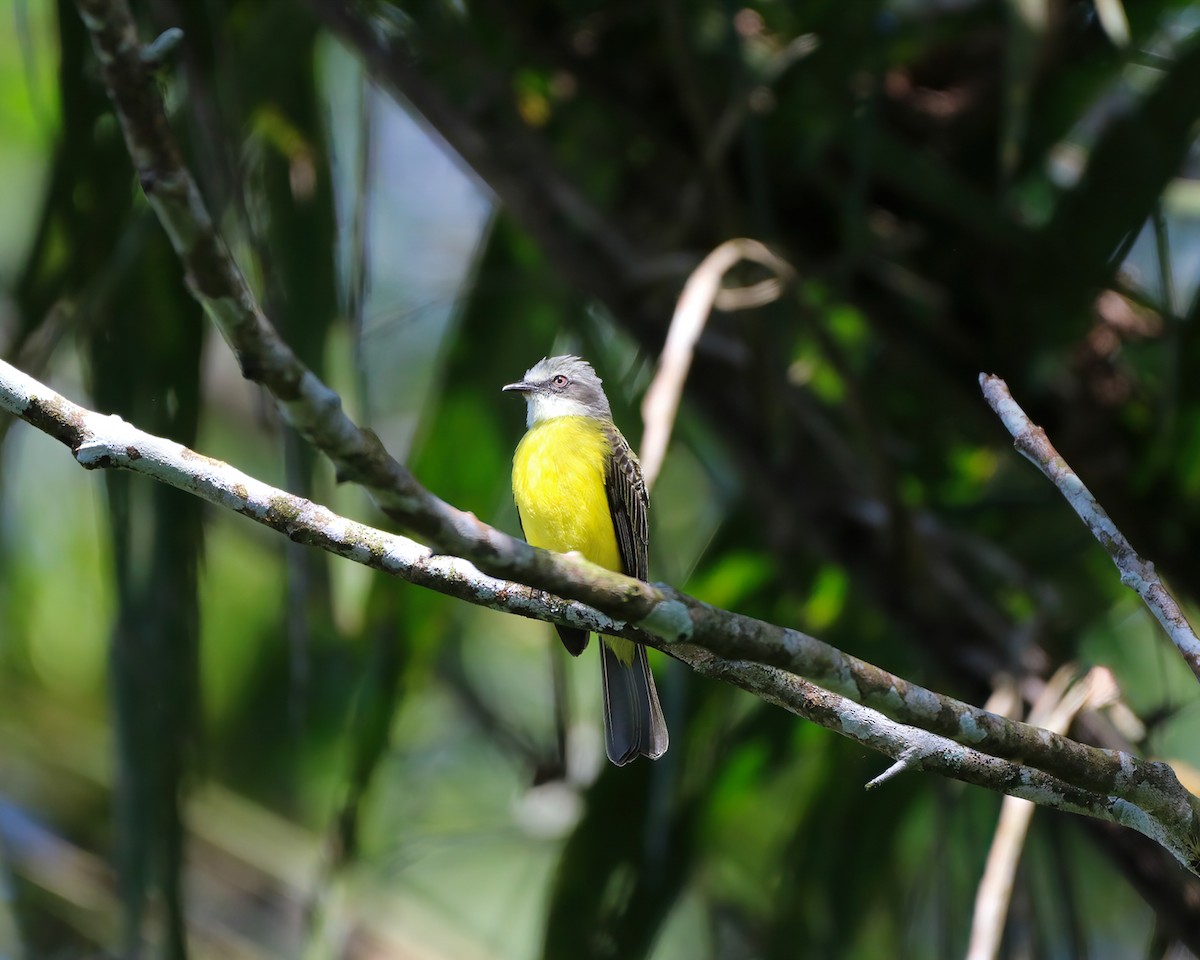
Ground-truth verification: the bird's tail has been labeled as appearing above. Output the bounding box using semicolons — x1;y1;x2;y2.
600;638;669;765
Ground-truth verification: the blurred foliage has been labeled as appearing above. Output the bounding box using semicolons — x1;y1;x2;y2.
3;0;1200;957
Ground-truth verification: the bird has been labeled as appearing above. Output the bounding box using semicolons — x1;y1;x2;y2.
503;355;668;765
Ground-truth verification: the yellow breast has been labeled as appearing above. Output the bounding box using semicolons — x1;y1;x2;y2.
511;416;622;573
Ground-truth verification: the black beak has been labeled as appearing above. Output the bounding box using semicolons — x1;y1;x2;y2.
502;380;535;393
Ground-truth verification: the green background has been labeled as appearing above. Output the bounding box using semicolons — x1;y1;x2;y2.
3;1;1200;957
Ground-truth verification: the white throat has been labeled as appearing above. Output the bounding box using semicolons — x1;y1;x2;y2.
525;392;597;428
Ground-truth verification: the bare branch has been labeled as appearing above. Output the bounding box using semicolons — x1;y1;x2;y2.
640;238;792;490
980;373;1200;683
693;657;1200;869
35;1;1200;872
5;355;1200;872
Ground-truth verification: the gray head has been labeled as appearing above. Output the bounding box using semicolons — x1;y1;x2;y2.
502;355;613;427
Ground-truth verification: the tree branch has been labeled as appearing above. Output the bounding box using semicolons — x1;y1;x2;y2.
4;355;1199;873
693;657;1199;871
980;373;1200;684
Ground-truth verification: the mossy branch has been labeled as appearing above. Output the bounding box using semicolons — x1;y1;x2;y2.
4;356;1199;873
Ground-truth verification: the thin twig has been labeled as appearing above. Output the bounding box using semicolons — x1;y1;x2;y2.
640;238;792;489
980;373;1200;683
865;747;919;790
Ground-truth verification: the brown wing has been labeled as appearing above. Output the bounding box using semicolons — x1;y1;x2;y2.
599;423;666;764
602;423;649;581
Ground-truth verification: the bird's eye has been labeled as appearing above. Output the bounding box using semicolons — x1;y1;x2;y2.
552;375;569;388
